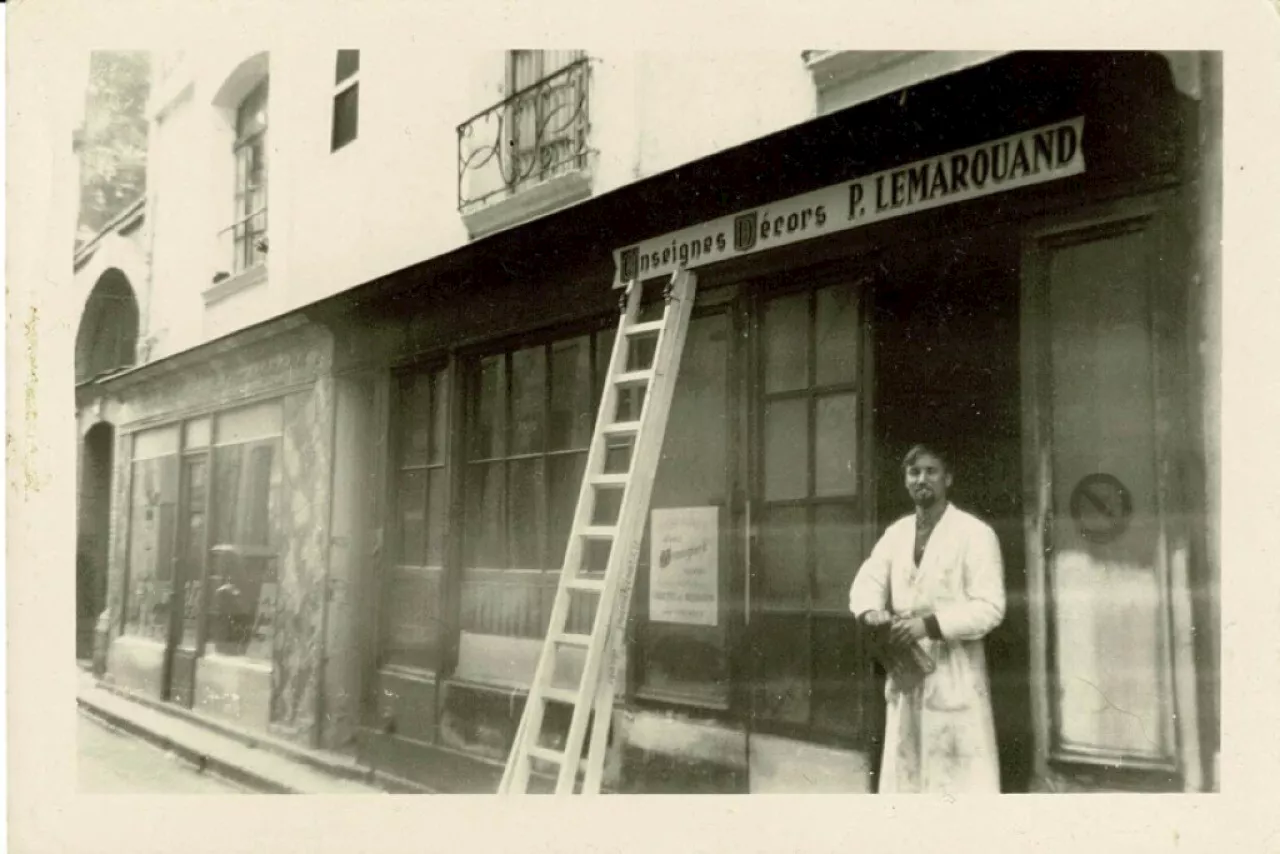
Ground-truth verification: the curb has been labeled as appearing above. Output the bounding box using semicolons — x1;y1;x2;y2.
77;696;298;794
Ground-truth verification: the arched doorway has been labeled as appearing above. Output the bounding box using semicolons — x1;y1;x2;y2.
78;423;114;659
75;269;138;660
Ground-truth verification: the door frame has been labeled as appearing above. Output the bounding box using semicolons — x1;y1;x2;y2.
1019;189;1205;791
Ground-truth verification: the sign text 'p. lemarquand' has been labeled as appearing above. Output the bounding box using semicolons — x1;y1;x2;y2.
612;117;1085;287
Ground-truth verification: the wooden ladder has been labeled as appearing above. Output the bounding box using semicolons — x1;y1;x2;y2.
498;269;698;795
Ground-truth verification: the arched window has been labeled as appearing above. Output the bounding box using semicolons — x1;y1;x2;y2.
230;80;268;273
75;269;139;383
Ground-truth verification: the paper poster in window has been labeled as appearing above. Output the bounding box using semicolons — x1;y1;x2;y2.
649;507;719;627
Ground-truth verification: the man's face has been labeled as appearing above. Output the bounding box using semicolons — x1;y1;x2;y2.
905;453;952;509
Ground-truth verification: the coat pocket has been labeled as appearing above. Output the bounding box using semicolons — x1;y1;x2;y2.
924;643;977;712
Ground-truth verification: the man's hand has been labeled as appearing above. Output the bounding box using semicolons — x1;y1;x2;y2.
889;617;927;647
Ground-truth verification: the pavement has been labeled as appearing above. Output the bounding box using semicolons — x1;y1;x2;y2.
76;667;390;795
79;712;251;793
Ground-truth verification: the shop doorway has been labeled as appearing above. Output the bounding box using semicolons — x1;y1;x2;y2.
869;235;1032;793
78;423;115;661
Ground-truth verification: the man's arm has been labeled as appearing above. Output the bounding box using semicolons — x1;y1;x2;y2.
850;527;894;620
932;521;1006;641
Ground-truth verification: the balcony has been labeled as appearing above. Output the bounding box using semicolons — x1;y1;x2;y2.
457;57;595;238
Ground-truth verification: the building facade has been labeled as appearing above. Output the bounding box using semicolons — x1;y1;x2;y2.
77;49;1221;793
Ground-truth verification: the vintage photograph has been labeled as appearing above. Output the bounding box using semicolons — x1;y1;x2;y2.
60;46;1224;799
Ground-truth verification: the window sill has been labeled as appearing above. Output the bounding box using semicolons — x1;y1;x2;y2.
203;263;268;307
460;168;593;240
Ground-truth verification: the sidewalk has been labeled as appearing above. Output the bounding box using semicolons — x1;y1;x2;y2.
76;668;397;794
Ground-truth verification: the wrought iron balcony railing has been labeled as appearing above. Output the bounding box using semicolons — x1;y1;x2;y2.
457;57;593;213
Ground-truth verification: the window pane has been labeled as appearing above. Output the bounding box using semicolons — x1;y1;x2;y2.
764;398;808;500
548;453;586;569
652;313;729;507
183;418;211;449
814;393;858;497
813;503;860;611
764;292;809;393
595;328;616;404
331;83;359;151
382;566;442;671
124;455;180;640
549;335;592;451
758;505;809;608
508;458;545;568
397;470;426;566
815;284;859;386
206;439;280;660
429;368;449;465
754;613;811;727
335;49;360;83
510;346;545;455
425;470;448;567
398;373;431;467
465;463;504;568
473;356;505;459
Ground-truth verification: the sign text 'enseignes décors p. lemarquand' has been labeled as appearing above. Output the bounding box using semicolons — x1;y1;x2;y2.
612;117;1085;287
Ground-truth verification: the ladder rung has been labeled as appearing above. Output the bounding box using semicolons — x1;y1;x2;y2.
554;631;592;648
624;320;665;337
591;473;629;488
583;525;617;540
567;576;605;593
542;686;582;706
614;370;654;387
602;420;640;437
528;746;565;765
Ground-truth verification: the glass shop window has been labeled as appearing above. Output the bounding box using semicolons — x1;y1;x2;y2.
383;365;450;671
124;426;181;641
205;401;283;661
461;326;614;639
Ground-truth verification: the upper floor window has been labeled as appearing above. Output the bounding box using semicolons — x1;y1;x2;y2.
231;80;268;273
331;50;359;152
456;50;593;220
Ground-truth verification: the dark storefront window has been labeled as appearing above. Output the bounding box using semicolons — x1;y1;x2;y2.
462;328;614;638
752;280;871;743
205;402;282;661
384;366;450;671
123;426;181;640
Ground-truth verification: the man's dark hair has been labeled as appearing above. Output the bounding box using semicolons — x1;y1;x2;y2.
902;443;951;474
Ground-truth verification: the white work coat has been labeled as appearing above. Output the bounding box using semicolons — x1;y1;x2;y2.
849;503;1006;794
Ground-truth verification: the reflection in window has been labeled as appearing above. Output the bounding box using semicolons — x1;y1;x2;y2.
207;424;281;661
124;450;180;641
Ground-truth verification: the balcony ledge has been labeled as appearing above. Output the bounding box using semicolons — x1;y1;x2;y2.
804;50;1007;116
460;168;593;240
203;262;267;307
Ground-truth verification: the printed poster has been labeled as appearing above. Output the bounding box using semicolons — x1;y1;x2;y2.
649;507;719;627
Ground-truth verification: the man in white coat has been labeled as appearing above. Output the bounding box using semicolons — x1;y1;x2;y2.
849;444;1005;794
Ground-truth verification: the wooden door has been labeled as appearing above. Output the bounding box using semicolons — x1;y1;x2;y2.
1021;196;1203;791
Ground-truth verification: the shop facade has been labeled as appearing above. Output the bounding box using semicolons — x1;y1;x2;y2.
329;51;1219;793
95;50;1219;793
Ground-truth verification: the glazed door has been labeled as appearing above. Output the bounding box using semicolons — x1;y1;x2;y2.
1022;198;1203;791
163;450;210;707
746;271;876;749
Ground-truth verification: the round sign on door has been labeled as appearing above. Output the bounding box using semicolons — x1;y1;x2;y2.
1069;473;1133;544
